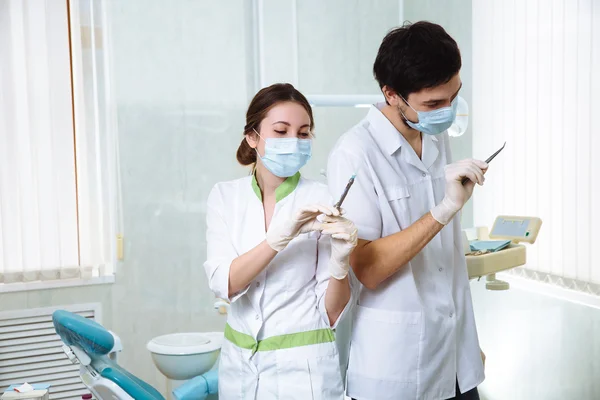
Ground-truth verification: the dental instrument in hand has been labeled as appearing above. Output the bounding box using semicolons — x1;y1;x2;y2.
334;174;356;211
461;142;506;185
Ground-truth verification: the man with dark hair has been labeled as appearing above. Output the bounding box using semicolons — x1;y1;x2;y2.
328;21;486;400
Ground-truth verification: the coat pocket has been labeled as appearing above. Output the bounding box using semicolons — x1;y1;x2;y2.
382;185;412;230
275;356;314;399
383;185;411;201
348;305;422;384
307;352;345;399
275;342;343;400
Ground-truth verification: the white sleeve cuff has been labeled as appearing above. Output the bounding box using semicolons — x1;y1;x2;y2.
229;285;250;303
356;225;381;242
207;258;249;303
317;282;356;330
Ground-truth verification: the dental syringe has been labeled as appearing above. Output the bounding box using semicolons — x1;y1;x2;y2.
334;174;356;211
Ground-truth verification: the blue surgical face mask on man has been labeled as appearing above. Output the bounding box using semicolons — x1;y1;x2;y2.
400;96;460;135
253;129;312;178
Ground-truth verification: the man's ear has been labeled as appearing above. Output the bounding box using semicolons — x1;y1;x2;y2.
382;85;402;107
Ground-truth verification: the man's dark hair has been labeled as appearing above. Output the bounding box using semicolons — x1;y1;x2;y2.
373;21;462;100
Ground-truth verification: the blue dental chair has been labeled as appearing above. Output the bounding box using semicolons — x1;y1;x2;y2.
52;310;218;400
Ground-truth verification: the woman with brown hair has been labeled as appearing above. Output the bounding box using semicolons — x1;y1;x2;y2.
204;83;356;399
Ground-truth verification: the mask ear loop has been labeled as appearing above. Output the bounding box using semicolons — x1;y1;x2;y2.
252;128;263;141
398;95;418;124
251;128;263;175
400;95;418;113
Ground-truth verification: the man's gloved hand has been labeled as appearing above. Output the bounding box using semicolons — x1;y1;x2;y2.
431;159;488;225
266;204;340;252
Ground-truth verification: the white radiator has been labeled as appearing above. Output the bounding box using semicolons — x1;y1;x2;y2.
0;303;101;399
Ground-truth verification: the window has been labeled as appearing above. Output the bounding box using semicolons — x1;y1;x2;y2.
0;0;119;292
472;0;600;304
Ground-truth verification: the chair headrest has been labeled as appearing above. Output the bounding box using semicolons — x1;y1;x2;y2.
52;310;114;356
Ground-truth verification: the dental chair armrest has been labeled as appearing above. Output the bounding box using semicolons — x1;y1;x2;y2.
62;344;91;366
108;331;123;360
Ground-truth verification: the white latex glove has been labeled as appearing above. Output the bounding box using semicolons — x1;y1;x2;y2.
266;204;340;252
320;215;358;280
431;159;488;225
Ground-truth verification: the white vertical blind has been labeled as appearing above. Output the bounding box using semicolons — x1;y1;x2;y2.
473;0;600;294
0;0;118;288
0;0;79;283
69;0;119;278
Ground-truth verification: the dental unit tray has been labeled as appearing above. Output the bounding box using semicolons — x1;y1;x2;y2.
466;216;542;280
469;239;511;253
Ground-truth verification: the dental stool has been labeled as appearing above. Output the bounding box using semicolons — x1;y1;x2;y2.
52;310;218;400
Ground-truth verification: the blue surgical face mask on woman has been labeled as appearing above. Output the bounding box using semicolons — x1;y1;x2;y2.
399;96;460;135
253;129;312;178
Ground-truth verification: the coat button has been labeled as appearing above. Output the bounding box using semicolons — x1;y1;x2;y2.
449;312;453;318
422;172;427;177
439;267;443;272
255;314;259;320
256;281;260;288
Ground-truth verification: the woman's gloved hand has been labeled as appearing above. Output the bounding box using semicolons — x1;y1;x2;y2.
320;215;358;280
266;204;340;252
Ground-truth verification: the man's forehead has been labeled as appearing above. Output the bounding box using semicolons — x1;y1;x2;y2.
411;76;462;101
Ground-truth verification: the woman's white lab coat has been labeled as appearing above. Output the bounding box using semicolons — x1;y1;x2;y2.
204;174;349;399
